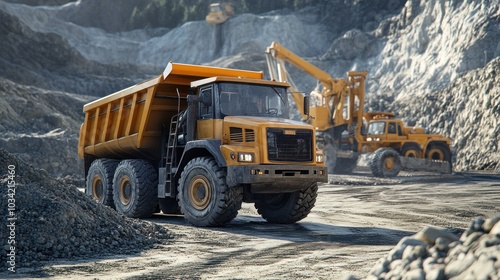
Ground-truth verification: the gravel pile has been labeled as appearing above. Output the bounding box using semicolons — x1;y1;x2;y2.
351;216;500;280
0;149;172;272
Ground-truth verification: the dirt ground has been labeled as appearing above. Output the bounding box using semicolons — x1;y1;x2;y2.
5;170;500;280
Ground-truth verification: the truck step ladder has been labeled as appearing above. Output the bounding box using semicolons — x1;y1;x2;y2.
158;89;181;198
163;114;179;197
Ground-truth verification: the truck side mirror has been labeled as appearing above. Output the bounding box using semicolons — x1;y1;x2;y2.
303;96;309;116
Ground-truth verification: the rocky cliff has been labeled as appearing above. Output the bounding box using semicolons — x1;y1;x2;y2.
0;0;498;177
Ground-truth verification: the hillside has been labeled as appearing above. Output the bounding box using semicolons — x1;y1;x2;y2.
0;0;499;177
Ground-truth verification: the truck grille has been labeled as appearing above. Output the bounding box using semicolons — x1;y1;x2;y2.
230;127;255;143
267;128;313;161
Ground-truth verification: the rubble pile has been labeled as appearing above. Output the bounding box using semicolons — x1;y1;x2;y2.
0;149;172;271
352;216;500;279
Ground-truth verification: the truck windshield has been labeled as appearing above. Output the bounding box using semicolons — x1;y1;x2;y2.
219;82;288;118
367;121;386;135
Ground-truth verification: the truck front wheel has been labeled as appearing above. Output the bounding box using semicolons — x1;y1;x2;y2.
177;157;242;227
255;183;318;224
112;160;158;218
86;159;119;208
370;148;401;177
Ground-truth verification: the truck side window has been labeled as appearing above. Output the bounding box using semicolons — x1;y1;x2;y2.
397;124;403;136
388;122;397;134
199;87;213;120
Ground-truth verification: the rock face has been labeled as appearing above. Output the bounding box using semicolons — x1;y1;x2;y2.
366;0;500;100
355;216;500;280
0;7;151;96
0;78;90;177
0;0;499;177
0;149;171;271
394;58;500;171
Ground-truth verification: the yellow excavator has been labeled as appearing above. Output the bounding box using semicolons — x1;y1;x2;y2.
265;41;452;177
206;2;234;25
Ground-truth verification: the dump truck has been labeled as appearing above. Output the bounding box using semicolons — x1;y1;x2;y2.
206;2;234;25
265;41;452;177
78;62;327;227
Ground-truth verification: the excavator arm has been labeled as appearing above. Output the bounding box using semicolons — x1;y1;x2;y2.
265;41;365;132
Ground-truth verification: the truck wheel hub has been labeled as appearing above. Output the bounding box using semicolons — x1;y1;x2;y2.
428;149;444;160
189;175;211;210
119;177;133;205
92;176;103;201
384;157;395;170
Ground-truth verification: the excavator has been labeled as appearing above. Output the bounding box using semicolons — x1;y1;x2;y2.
206;2;234;25
265;41;452;177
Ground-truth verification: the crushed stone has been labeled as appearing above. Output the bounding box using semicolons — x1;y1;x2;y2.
0;149;172;272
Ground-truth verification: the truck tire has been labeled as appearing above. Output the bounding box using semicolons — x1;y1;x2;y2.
370;148;401;177
255;183;318;224
113;160;158;218
426;143;451;162
86;158;119;208
177;157;243;227
400;143;420;158
158;197;182;215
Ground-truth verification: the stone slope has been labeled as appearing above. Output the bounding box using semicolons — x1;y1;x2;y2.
0;5;154;96
394;58;500;171
0;78;91;176
0;0;498;175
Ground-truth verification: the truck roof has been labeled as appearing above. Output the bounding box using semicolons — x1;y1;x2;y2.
191;76;290;88
83;62;265;112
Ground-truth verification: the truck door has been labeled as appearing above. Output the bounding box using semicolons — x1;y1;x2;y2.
197;85;222;140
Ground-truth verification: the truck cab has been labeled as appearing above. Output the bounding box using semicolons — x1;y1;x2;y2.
79;62;327;227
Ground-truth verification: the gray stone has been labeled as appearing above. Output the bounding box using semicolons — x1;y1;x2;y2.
434;237;450;251
464;231;485;246
482;217;500;233
403;245;427;262
415;226;458;244
490;220;500;236
402;268;424;280
424;267;445;280
444;251;477;278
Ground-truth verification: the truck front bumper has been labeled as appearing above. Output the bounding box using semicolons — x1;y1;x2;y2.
226;165;328;193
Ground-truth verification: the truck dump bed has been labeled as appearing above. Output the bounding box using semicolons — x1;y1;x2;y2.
78;62;263;160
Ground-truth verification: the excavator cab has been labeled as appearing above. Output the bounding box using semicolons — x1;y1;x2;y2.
206;3;234;25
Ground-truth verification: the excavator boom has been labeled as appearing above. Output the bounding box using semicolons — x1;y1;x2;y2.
265;41;453;177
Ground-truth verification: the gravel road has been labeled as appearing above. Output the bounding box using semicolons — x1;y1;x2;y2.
4;171;500;279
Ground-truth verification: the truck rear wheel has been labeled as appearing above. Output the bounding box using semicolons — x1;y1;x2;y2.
112;160;158;218
426;143;451;162
86;159;119;208
370;148;401;177
401;143;420;158
177;157;242;227
255;183;318;224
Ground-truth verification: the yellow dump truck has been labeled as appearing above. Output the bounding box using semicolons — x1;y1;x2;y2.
78;62;327;227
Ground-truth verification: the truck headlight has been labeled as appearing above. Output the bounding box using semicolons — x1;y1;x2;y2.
316;153;324;163
238;152;254;162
